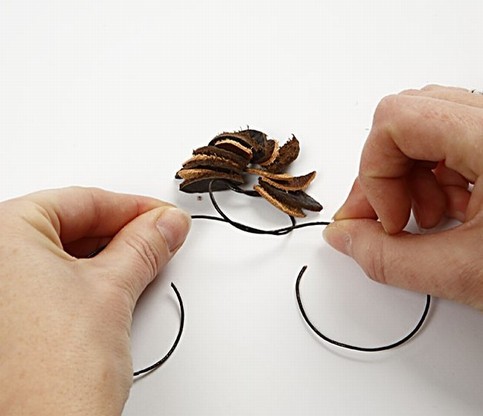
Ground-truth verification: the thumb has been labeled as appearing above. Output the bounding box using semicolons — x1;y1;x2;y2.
90;206;191;306
322;218;483;308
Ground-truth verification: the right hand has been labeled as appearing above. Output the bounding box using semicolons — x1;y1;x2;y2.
323;85;483;310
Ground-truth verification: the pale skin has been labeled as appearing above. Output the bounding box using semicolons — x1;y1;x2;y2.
1;85;482;415
323;84;483;310
0;187;191;415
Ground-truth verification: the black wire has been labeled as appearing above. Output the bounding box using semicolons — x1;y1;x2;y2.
87;246;185;376
86;177;429;378
86;244;107;258
295;265;431;352
133;282;185;376
190;179;329;235
191;214;228;222
196;182;430;350
195;180;430;351
224;182;260;197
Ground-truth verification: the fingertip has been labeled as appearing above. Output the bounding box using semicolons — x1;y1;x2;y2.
86;205;191;308
155;207;192;254
331;178;378;222
323;221;352;256
324;218;402;285
379;216;407;235
441;184;470;223
360;176;411;235
324;218;387;256
323;217;476;305
331;204;350;221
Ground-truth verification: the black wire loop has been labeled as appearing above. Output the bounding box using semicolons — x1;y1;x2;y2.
191;179;329;235
295;265;431;352
194;180;431;351
84;177;430;381
87;246;185;376
133;282;185;377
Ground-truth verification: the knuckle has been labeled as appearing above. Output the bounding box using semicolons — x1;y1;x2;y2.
420;84;440;91
398;88;420;96
374;94;397;116
351;230;389;286
371;94;400;130
124;234;162;279
453;258;483;308
444;225;483;308
2;199;58;238
365;238;389;285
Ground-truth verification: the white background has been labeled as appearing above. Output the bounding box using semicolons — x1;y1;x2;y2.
1;1;483;415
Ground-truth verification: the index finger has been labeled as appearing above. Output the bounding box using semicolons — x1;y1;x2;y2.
24;187;173;244
359;94;483;233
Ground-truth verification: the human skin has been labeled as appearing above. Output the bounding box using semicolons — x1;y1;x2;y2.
323;85;483;310
0;187;191;415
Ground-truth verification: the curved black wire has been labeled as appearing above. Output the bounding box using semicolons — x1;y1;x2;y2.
190;179;329;235
87;246;185;376
295;265;431;352
87;176;429;378
133;282;185;376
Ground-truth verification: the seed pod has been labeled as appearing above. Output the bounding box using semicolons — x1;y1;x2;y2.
209;130;276;165
254;177;322;217
253;184;305;217
240;129;267;148
192;145;250;168
238;129;271;164
259;139;279;166
264;136;300;173
209;131;261;156
212;139;253;162
257;171;316;192
176;129;323;218
245;168;293;181
182;154;244;173
177;168;244;193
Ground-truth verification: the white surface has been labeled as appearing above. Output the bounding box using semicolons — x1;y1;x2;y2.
1;1;483;415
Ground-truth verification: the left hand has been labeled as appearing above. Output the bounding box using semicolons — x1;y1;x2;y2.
0;187;191;416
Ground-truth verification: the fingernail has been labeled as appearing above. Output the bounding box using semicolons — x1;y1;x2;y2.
416;216;450;234
323;222;352;255
331;206;343;221
156;207;191;253
454;210;465;223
